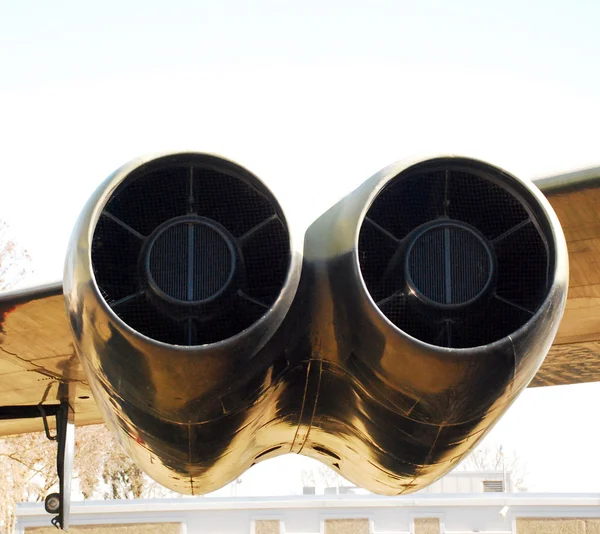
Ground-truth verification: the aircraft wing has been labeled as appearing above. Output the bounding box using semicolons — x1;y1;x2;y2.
0;283;102;437
531;166;600;386
0;165;598;438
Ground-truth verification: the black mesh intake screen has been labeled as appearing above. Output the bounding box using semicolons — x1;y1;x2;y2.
358;163;552;348
91;156;291;346
407;227;446;304
406;224;493;307
148;222;235;302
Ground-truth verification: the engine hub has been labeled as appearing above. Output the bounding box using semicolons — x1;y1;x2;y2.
145;216;237;307
405;220;495;309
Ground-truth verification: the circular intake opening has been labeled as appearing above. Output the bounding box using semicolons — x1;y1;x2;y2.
358;160;553;348
91;154;291;346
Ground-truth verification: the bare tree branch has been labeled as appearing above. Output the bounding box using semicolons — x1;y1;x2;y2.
457;444;528;489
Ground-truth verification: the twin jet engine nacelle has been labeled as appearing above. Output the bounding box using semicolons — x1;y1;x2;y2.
64;152;568;495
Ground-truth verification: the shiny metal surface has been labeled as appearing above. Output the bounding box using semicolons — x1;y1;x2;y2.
63;152;568;496
64;152;304;494
297;156;568;493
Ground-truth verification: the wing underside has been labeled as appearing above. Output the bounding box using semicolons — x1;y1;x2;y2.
531;166;600;386
0;283;101;436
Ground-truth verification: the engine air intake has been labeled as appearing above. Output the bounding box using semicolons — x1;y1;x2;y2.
358;160;553;348
91;154;290;346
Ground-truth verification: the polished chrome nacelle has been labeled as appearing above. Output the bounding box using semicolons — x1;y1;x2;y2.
298;156;568;493
64;153;568;495
64;153;303;493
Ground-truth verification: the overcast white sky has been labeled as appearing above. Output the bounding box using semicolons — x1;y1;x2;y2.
1;0;600;494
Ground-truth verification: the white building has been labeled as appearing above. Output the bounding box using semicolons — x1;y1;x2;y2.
15;473;600;534
307;471;515;496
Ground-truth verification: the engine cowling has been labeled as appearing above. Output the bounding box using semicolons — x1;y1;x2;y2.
64;152;302;493
299;155;568;494
64;153;568;496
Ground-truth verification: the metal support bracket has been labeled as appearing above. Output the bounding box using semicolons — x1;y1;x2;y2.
41;395;74;530
0;391;74;529
42;383;75;530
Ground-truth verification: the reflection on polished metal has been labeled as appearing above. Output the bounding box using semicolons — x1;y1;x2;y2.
299;157;567;493
64;153;568;496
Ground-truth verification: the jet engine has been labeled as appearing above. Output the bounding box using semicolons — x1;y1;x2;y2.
64;153;302;494
300;156;568;493
64;153;568;496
